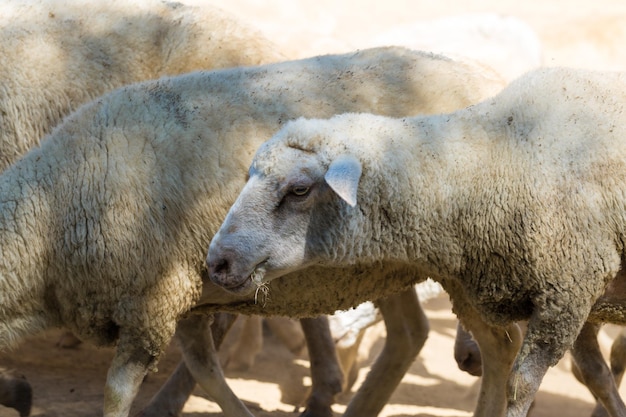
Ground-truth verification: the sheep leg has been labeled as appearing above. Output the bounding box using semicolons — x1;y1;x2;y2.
267;317;307;355
464;317;522;417
137;361;195;417
335;331;365;393
104;336;157;417
505;341;552;417
0;368;32;417
506;305;589;417
609;328;626;391
137;312;238;417
343;287;428;417
141;313;343;417
442;278;522;417
174;313;255;417
571;322;626;417
224;315;264;371
299;316;344;417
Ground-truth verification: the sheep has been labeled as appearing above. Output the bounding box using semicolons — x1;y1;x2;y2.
0;1;374;410
206;66;626;417
134;45;505;416
0;46;509;417
135;45;506;417
0;0;284;169
571;324;626;417
0;1;288;414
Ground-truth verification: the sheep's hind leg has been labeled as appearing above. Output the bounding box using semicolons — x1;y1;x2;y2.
224;315;264;371
571;322;626;417
343;287;428;417
609;328;626;397
299;316;344;417
441;277;523;417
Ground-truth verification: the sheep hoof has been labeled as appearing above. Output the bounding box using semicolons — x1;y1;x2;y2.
0;370;32;417
298;405;334;417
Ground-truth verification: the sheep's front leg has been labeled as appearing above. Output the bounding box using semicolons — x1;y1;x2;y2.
571;322;626;417
442;278;522;417
457;317;522;417
104;338;157;417
344;287;428;417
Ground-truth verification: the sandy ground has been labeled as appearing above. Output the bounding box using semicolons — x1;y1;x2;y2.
3;0;626;416
2;294;625;417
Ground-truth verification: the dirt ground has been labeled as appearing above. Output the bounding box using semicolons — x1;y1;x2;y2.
3;0;626;416
3;294;626;417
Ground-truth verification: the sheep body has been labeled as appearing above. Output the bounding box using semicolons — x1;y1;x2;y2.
0;0;283;169
0;1;285;414
0;46;505;416
207;67;626;417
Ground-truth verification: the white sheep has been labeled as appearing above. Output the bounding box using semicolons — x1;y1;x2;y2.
207;66;626;417
0;0;284;169
0;46;508;417
0;1;287;414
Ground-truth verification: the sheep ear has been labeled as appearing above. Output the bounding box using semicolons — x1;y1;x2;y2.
324;155;362;207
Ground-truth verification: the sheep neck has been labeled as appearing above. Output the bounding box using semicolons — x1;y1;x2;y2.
338;112;531;280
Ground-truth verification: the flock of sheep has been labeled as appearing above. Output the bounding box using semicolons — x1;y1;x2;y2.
0;0;625;417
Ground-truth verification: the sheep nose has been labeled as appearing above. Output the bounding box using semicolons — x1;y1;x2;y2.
207;256;230;277
206;246;242;289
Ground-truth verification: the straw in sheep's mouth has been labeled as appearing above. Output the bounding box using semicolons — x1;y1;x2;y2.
250;266;269;306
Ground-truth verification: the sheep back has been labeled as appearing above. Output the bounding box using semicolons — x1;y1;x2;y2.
0;0;284;169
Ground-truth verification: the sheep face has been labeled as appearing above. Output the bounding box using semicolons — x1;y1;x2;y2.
207;124;363;295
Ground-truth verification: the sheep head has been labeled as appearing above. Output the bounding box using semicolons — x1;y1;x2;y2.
207;117;364;295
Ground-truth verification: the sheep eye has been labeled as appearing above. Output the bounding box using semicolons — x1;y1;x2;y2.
291;186;310;196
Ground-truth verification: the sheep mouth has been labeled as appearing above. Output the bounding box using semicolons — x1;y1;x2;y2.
222;262;269;296
222;278;256;295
